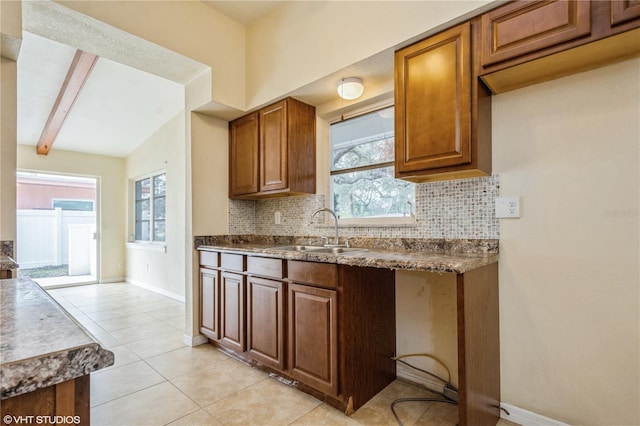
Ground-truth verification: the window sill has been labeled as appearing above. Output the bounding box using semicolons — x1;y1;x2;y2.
126;242;166;252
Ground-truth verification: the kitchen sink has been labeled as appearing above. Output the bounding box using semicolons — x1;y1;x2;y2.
268;245;326;251
268;245;367;255
314;247;368;255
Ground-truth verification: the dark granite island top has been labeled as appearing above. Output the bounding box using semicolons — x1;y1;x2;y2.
0;256;19;279
0;256;18;271
0;277;114;400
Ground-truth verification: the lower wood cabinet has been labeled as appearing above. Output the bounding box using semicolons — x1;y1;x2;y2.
0;376;90;425
288;283;338;396
198;250;396;413
219;271;245;352
199;267;219;340
247;276;285;370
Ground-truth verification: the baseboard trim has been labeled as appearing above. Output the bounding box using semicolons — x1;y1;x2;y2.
397;367;569;426
126;278;185;302
100;277;125;284
396;363;446;394
500;403;570;426
184;333;208;347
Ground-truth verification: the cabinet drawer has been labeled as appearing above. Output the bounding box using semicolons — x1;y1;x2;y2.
288;261;337;289
247;256;284;279
221;253;245;272
199;250;219;268
481;0;591;66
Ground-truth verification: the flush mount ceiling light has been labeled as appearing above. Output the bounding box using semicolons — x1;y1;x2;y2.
337;77;364;100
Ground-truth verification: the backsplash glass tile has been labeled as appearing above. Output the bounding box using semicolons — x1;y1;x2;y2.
229;199;256;235
229;175;499;239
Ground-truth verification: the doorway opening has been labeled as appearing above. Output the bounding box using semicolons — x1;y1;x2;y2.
16;171;99;288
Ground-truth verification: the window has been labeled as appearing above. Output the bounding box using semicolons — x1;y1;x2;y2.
330;106;414;221
134;172;166;243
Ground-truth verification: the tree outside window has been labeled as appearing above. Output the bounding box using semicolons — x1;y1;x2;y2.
330;106;414;219
135;173;166;242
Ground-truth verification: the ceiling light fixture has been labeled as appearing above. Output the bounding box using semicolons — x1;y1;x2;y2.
337;77;364;100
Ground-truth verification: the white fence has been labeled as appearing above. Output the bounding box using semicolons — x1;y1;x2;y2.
17;208;96;273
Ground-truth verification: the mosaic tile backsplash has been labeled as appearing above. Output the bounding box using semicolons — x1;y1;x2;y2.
229;175;500;240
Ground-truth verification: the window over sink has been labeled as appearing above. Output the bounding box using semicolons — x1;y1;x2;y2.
330;105;415;224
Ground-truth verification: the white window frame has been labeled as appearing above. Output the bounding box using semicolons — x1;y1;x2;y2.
130;170;166;246
327;101;416;227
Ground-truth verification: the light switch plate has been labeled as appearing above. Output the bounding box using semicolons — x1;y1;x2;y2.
495;197;520;218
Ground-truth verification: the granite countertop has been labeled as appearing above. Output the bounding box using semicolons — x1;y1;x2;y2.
196;236;499;274
0;255;18;270
0;277;114;400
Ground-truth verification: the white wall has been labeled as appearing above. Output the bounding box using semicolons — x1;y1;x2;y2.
60;1;492;112
0;57;17;247
16;145;126;282
186;111;230;339
57;0;245;110
493;59;640;425
0;0;20;247
246;1;492;107
125;112;186;300
191;112;229;237
396;270;459;390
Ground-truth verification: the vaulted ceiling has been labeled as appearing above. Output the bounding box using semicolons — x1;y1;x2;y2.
17;31;185;158
16;0;393;159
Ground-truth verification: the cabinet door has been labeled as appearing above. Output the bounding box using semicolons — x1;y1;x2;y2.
200;267;219;340
247;276;285;370
229;112;259;197
220;271;246;352
395;22;471;174
481;0;591;66
288;283;338;396
259;100;288;192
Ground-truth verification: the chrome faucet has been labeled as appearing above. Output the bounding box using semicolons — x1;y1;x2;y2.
310;207;346;247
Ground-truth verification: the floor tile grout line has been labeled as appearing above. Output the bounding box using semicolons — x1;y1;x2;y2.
89;376;171;410
194;374;272;411
284;397;326;426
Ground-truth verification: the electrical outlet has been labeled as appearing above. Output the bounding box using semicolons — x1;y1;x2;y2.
495;197;520;218
275;211;281;224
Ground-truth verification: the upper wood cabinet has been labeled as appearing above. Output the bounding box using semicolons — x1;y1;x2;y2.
229;112;259;196
479;0;640;93
229;97;316;199
394;21;492;182
481;0;592;67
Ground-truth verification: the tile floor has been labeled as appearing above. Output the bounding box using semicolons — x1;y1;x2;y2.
47;283;519;426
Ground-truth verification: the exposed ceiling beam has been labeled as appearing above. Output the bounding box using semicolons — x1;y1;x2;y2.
36;50;99;155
